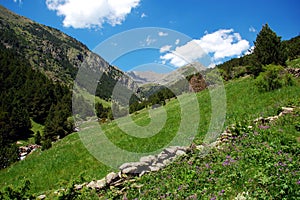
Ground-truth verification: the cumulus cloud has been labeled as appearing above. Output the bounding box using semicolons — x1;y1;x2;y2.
159;45;172;53
175;39;180;45
198;29;249;61
160;29;250;67
45;0;140;28
160;40;206;67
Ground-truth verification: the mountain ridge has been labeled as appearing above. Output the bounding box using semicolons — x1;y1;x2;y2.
0;5;139;100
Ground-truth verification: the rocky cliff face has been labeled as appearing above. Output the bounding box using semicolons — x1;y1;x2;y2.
0;5;139;98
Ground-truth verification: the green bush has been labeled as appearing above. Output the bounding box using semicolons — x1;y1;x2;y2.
41;139;52;151
255;64;294;92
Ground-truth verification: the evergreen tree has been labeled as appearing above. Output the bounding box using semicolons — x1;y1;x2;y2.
253;24;287;75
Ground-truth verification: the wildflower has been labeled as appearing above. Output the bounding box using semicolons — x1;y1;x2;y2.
205;163;210;168
210;196;216;200
218;189;225;196
277;150;282;155
258;125;270;129
297;180;300;185
178;185;182;191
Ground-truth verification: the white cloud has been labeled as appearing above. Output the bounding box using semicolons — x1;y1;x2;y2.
175;39;180;45
141;13;147;18
160;40;206;67
249;26;256;33
160;29;250;67
245;46;255;55
197;29;250;61
160;45;172;53
45;0;140;28
158;32;168;37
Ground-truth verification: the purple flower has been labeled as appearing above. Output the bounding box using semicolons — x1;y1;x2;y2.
258;125;270;130
218;189;225;195
178;185;182;191
210;196;216;200
277;150;282;155
222;155;236;166
205;163;211;168
297;180;300;185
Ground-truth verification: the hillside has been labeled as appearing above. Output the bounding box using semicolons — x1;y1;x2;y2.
0;76;299;198
1;6;300;199
0;5;139;100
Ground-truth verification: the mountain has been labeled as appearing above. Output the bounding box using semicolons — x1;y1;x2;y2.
128;62;206;86
126;70;166;85
129;62;207;97
0;5;139;100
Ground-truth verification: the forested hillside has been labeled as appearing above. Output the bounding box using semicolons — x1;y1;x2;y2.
0;43;73;169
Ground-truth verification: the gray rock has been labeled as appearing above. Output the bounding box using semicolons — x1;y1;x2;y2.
87;180;97;189
157;152;169;161
122;166;138;174
119;162;133;170
163;146;178;155
139;155;156;164
149;166;160;172
154;162;165;168
163;159;172;166
95;178;106;189
176;150;186;156
106;172;118;185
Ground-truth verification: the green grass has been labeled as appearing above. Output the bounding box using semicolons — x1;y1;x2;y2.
1;77;300;197
287;57;300;68
0;133;110;195
106;107;300;199
30;119;44;135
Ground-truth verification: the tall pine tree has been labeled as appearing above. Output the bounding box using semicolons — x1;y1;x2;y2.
253;24;287;75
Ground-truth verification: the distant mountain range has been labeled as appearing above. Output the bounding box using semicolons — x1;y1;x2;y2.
127;62;207;86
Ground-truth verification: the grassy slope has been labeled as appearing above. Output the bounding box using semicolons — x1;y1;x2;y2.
112;107;300;199
0;77;299;196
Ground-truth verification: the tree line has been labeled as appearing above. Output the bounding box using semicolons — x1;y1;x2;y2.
0;44;73;169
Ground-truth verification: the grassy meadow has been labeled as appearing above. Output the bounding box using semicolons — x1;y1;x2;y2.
0;76;299;197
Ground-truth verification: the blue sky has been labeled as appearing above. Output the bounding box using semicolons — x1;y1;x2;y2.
1;0;299;72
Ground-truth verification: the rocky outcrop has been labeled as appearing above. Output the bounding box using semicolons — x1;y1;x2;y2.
18;144;41;160
119;146;188;176
188;74;207;93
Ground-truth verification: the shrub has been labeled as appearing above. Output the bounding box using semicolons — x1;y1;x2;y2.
255;64;294;92
41;138;52;151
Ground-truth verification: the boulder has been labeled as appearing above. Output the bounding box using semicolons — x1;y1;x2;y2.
139;155;156;164
105;172;118;185
176;150;186;157
122;166;138;174
157;152;170;161
87;180;97;189
149;166;160;172
95;178;106;189
163;146;178;155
